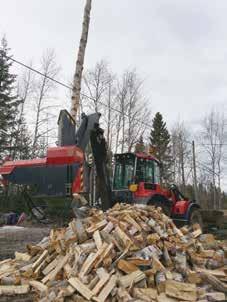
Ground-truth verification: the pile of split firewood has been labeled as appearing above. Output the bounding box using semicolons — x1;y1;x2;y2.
0;203;226;302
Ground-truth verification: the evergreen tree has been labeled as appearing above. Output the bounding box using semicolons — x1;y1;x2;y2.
149;112;172;183
13;118;32;159
0;37;23;159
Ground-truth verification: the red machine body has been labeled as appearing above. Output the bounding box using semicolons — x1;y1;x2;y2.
0;110;112;211
0;145;85;196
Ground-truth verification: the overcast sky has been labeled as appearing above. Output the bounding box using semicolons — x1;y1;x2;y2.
1;0;227;125
1;0;227;187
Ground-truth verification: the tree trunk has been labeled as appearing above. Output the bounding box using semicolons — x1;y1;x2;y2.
115;115;122;154
212;161;216;209
121;106;125;153
217;160;222;209
180;152;185;191
32;76;47;155
71;0;92;121
106;83;111;148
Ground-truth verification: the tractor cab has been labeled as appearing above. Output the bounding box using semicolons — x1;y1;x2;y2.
112;152;164;204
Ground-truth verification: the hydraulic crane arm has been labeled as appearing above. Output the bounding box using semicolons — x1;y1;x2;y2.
57;109;101;151
58;109;113;209
90;123;113;210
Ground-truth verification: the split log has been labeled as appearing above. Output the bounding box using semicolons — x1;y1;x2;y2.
165;280;197;301
118;270;146;288
92;269;110;296
68;277;94;300
42;257;59;276
155;271;166;293
114;226;138;251
157;293;179;302
1;276;20;286
29;280;47;294
117;259;138;274
32;250;48;270
15;252;31;262
200;272;227;293
42;254;69;284
70;219;88;243
0;284;29;295
133;288;157;301
86;220;108;234
94;275;117;302
204;292;226;301
79;243;108;278
93;230;102;249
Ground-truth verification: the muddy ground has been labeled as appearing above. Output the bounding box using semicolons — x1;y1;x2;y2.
0;226;50;260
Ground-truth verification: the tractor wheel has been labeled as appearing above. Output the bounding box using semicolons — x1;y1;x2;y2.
189;208;203;229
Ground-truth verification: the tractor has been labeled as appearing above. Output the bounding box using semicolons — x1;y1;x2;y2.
112;152;202;227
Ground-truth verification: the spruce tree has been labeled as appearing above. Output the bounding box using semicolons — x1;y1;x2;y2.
0;37;22;159
149;112;172;183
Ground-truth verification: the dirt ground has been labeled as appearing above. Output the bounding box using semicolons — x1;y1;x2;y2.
0;224;50;301
0;225;50;260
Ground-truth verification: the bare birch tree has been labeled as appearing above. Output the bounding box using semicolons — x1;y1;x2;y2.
103;73;117;150
71;0;92;121
13;65;35;159
82;60;118;151
116;74;128;153
82;63;151;155
83;60;111;113
32;49;60;156
116;70;151;153
17;63;34;119
171;122;191;191
200;109;225;209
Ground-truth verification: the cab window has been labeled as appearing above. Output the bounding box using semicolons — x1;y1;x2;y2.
113;156;135;190
153;161;161;184
136;158;154;183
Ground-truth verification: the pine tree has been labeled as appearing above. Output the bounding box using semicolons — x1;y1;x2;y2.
149;112;173;183
0;37;22;159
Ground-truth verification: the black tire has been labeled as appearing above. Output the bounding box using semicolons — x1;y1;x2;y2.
189;208;203;229
148;195;172;216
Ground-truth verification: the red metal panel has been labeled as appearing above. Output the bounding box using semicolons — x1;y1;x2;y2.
0;146;84;177
46;146;84;165
0;158;46;175
133;182;170;199
172;200;190;215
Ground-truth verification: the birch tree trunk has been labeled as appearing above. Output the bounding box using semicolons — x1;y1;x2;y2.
71;0;92;121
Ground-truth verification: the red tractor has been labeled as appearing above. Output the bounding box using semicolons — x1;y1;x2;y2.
112;152;202;226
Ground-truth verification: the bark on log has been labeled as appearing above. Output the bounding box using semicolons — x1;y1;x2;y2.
71;0;92;121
